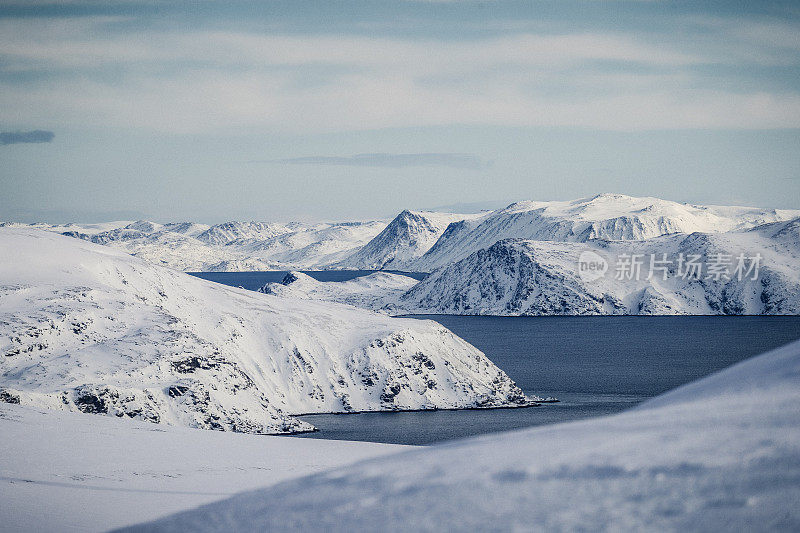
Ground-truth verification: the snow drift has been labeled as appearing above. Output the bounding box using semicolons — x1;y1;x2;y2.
0;229;533;434
123;338;800;532
0;402;407;532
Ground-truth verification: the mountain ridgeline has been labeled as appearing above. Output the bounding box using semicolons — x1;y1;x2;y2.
4;194;800;316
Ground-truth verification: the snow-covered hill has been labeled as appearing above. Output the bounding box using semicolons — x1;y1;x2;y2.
398;226;800;315
0;403;407;532
0;229;534;434
1;219;387;271
260;271;419;311
413;194;800;271
336;210;484;270
123;338;800;532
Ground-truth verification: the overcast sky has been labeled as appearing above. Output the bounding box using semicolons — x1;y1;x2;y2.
1;0;799;223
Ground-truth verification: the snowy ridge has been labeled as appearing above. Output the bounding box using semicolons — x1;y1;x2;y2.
259;271;418;311
2;219;386;271
412;194;800;271
336;210;484;270
398;227;800;315
0;229;534;435
122;338;800;532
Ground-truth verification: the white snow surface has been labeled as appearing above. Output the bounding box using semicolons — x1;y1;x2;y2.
398;228;800;315
0;228;532;435
123;338;800;532
336;210;485;270
412;193;800;271
1;219;387;271
259;271;419;311
0;403;408;532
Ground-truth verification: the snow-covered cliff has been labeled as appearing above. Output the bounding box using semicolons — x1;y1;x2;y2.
413;194;800;271
0;229;534;434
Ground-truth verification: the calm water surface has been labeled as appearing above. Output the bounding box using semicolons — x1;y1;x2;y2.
189;270;426;291
188;272;800;445
298;316;800;445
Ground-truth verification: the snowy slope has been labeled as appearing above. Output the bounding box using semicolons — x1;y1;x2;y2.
124;338;800;532
336;210;485;270
0;403;407;533
2;219;386;271
0;229;534;435
413;194;800;271
260;271;419;311
398;227;800;315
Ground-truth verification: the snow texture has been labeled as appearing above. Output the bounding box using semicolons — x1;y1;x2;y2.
122;338;800;532
0;228;533;435
0;403;407;532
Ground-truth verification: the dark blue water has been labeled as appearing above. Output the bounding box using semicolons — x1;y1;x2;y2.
188;272;800;445
296;315;800;445
188;270;427;291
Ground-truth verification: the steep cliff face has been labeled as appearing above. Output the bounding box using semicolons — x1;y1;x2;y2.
0;229;534;434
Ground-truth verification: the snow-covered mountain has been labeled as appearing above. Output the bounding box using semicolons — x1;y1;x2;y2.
398;224;800;315
336;210;485;270
260;271;419;311
0;228;535;434
195;221;291;245
412;194;800;271
1;219;387;271
124;338;800;532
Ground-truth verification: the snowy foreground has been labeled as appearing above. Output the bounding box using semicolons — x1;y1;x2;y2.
0;404;408;532
0;228;532;435
123;339;800;532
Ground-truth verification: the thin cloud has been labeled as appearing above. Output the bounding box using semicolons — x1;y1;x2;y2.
0;130;54;145
269;153;490;170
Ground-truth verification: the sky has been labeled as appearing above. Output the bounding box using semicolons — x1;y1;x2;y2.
1;0;799;223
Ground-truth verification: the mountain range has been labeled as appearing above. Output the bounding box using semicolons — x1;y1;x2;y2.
5;194;800;316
